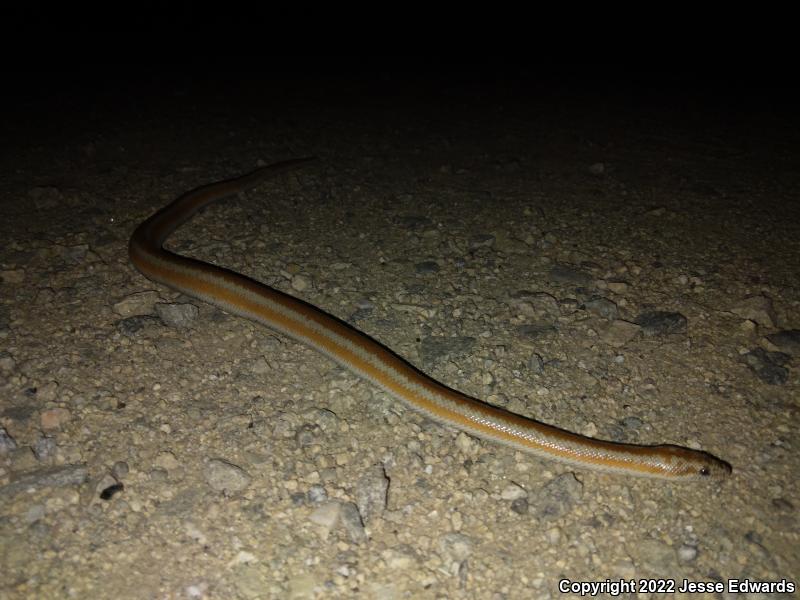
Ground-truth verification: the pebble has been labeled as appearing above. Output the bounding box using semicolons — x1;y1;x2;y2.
766;329;800;356
309;501;341;532
0;351;16;372
588;162;605;175
454;431;480;455
605;280;629;294
155;302;199;328
771;497;794;513
548;264;593;287
677;544;698;562
510;498;528;515
583;296;619;319
534;473;584;522
382;545;419;570
509;291;560;319
611;558;636;578
28;185;63;208
599;320;641;347
731;294;778;328
340;502;367;543
113;291;163;317
527;353;545;374
414;261;440;274
155;451;180;471
37;381;59;402
112;461;130;479
290;274;312;292
116;315;160;336
307;484;328;504
40;407;72;431
2;464;88;497
355;465;389;524
0;427;17;454
742;348;789;385
515;323;557;340
0;268;26;284
500;482;528;501
419;336;476;366
469;234;495;250
204;458;251;493
545;526;562;545
438;532;473;562
634;310;687;336
32;435;56;460
634;538;678;576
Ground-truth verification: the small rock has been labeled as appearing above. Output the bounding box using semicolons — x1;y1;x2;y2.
381;545;420;570
500;482;528;501
548;265;593;287
527;353;545;374
113;291;163;317
205;458;251;492
0;352;16;372
438;532;473;562
534;473;584;522
515;323;557;340
455;431;480;455
33;436;56;460
634;539;678;576
40;407;71;431
588;162;605;175
414;261;440;274
155;451;180;471
599;320;641;347
766;329;800;356
28;185;63;208
155;302;199;328
510;498;529;515
468;234;495;250
396;215;430;230
0;269;26;284
583;297;619;320
0;427;17;454
307;485;328;504
290;274;312;292
112;461;130;479
355;465;389;525
771;497;794;513
677;544;698;562
606;280;629;294
340;502;367;543
546;526;562;544
634;311;687;336
731;295;778;328
509;291;560;319
116;315;160;336
37;381;59;402
6;464;88;495
742;348;789;385
611;558;637;579
309;501;342;533
419;336;476;366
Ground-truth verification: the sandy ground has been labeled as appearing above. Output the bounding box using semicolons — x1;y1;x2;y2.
1;71;798;599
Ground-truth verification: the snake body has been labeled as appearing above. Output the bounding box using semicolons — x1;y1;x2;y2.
129;158;731;481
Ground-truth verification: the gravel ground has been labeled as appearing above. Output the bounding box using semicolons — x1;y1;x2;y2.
1;70;798;599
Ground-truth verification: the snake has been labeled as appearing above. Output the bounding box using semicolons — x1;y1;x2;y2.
129;158;731;481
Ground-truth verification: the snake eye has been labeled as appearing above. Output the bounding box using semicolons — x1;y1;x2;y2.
699;466;710;477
